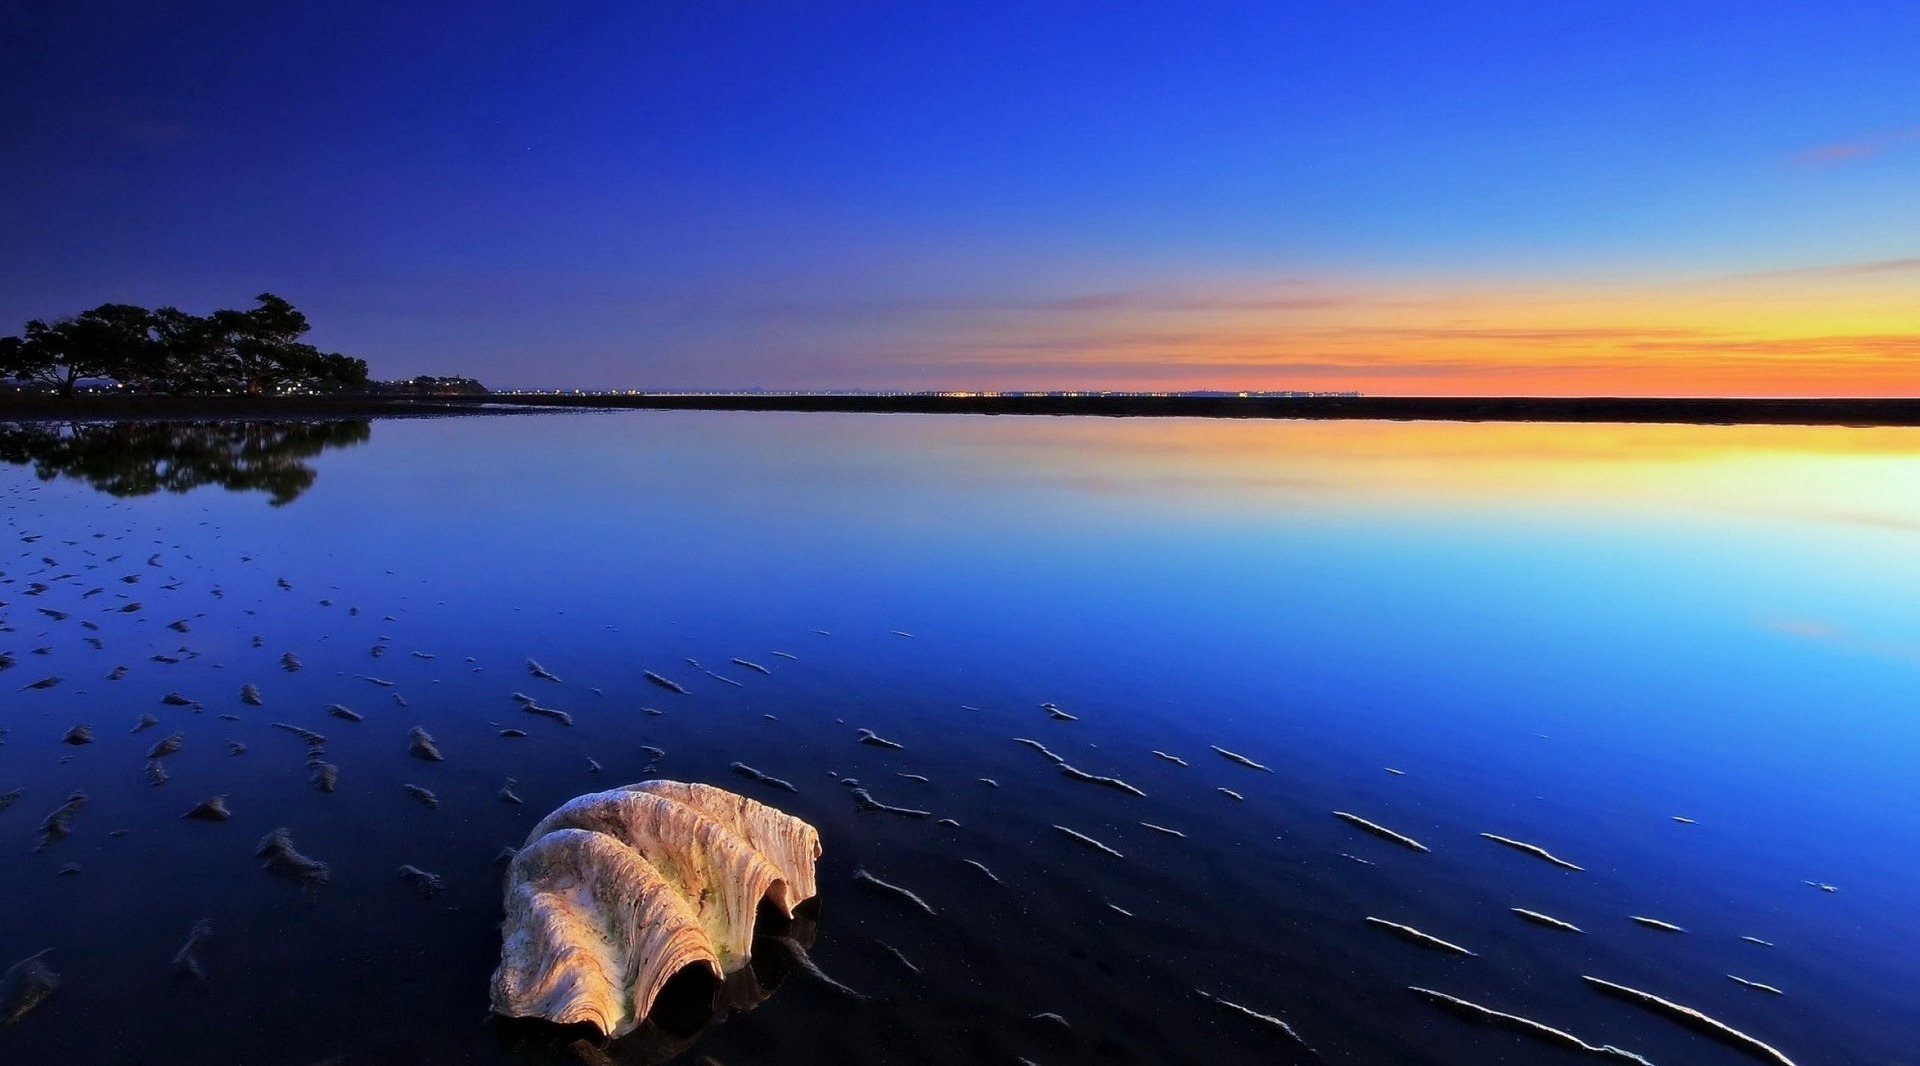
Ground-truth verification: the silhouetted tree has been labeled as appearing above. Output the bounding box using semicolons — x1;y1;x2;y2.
310;348;370;391
110;306;208;394
0;295;369;396
0;304;154;395
207;293;307;394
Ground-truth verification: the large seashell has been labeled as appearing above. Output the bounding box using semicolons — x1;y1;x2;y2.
490;781;821;1038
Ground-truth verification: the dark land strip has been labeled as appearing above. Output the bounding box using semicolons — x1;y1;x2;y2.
4;392;1920;425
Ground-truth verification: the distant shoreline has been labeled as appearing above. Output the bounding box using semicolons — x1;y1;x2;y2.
4;392;1920;426
0;395;503;422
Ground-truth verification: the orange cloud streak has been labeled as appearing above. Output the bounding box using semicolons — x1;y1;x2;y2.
884;268;1920;396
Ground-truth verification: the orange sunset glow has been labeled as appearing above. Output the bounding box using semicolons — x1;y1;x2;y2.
915;263;1920;396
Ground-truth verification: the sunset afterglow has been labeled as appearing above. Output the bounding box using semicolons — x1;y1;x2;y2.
3;2;1915;394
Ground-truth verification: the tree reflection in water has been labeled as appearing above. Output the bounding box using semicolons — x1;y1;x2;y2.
0;420;371;506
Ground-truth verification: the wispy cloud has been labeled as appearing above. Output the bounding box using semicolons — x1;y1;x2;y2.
745;288;1354;318
1795;141;1880;164
1028;291;1345;313
1736;257;1920;279
1792;124;1920;165
955;325;1739;365
1615;333;1920;360
1324;326;1710;345
962;324;1717;355
904;321;1920;394
611;262;1920;394
907;354;1538;378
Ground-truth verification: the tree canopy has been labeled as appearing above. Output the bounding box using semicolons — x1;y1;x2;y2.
0;294;367;396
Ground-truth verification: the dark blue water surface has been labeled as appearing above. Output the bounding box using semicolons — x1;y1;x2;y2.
1;411;1916;1065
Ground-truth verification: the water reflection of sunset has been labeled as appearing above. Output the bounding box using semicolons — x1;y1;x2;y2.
575;411;1920;536
899;416;1920;523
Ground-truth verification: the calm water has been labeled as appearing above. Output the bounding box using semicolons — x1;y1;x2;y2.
2;411;1917;1066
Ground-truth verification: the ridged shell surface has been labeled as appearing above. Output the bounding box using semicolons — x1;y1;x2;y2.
491;781;822;1037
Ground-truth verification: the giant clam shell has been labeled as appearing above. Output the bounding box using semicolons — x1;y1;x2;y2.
490;781;821;1037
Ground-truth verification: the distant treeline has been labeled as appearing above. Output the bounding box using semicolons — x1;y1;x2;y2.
0;294;367;396
366;375;489;396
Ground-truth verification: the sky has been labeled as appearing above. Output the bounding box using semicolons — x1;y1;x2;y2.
1;0;1916;395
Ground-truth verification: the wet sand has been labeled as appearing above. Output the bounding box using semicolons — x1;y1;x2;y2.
0;410;1910;1065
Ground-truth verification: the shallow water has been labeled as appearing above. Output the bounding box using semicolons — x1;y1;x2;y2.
2;411;1917;1065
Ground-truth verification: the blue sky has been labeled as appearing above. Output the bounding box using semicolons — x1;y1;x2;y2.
3;1;1916;392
